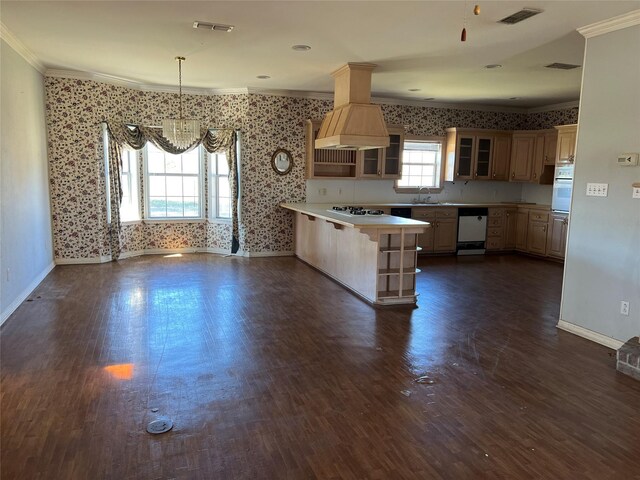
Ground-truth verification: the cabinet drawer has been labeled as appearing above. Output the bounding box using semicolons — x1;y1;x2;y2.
488;208;505;218
487;226;504;238
488;216;503;227
436;208;457;219
486;237;505;250
411;208;436;221
529;212;549;222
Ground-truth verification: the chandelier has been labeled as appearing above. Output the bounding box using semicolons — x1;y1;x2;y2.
162;56;201;149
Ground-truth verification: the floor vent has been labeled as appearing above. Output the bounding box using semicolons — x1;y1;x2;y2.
545;63;581;70
499;8;543;24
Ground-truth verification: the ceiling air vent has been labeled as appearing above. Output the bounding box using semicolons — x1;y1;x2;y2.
499;8;543;24
545;63;581;70
193;21;234;32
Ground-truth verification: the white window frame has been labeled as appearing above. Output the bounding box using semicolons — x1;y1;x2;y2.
143;143;205;220
120;148;141;222
395;135;445;193
209;151;232;222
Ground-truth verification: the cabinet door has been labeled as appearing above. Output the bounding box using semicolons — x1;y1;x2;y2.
556;128;576;164
504;209;518;249
543;131;558;165
491;134;511;181
360;148;383;177
474;136;493;180
510;135;535;181
433;220;458;252
531;134;546;183
515;210;529;251
382;132;403;178
527;220;548;255
455;136;475;180
547;214;568;258
417;225;435;253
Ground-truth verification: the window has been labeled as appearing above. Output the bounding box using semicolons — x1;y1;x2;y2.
120;148;140;221
395;137;444;191
144;143;202;219
209;152;231;220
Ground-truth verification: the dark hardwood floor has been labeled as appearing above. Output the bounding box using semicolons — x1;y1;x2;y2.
1;253;639;479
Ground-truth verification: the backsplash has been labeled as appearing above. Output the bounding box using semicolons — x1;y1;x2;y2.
44;77;578;260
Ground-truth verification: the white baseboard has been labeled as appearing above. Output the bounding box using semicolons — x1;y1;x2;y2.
241;250;294;257
1;261;55;327
556;319;624;350
55;255;111;265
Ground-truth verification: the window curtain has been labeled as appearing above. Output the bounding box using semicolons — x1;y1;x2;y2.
105;122;239;258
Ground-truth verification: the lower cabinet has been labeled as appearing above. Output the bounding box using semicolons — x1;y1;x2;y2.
515;210;529;251
504;208;518;249
547;213;568;258
412;208;458;253
486;207;518;251
527;212;549;255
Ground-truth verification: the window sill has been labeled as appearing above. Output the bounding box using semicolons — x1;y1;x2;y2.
208;218;232;225
143;218;206;224
121;219;142;225
394;187;444;194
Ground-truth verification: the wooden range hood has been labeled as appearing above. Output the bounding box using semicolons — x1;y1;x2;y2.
315;63;390;151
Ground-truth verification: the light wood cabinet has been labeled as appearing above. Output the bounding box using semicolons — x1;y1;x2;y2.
445;129;509;181
306;120;404;179
306;120;358;178
547;213;569;258
526;211;549;255
515;209;529;251
510;133;536;181
359;126;404;179
412;207;457;253
555;124;577;164
543;131;558;166
491;134;512;181
530;130;556;185
504;208;518;249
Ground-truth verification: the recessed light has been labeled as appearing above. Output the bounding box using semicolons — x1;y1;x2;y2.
256;75;271;80
408;88;421;92
291;44;311;51
485;64;502;69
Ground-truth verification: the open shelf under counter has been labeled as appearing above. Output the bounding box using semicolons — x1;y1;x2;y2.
377;289;419;300
378;268;422;275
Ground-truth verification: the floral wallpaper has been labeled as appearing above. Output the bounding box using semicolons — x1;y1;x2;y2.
44;77;578;260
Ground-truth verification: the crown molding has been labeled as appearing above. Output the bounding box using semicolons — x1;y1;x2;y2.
578;9;640;38
0;22;46;74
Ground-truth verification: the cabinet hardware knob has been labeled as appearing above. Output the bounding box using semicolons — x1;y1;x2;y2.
533;173;537;179
511;172;515;178
493;172;496;177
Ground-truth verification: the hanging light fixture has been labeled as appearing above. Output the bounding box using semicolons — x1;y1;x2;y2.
162;56;200;149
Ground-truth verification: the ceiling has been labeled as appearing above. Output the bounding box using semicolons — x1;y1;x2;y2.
1;1;638;108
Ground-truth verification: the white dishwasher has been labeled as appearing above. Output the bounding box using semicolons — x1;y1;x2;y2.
457;207;488;255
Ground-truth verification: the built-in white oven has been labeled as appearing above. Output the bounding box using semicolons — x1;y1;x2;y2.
552;165;574;213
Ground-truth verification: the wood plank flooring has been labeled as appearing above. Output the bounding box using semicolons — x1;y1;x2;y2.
1;253;639;479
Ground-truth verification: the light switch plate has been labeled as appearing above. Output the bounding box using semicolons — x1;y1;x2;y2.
586;183;608;197
633;187;640;199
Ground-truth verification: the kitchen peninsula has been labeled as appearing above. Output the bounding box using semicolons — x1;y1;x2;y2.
281;203;430;305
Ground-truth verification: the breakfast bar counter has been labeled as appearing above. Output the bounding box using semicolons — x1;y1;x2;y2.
281;203;430;305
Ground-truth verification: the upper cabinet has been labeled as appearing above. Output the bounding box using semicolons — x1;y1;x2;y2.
359;126;404;179
306;120;404;179
555;124;577;164
510;129;557;184
445;128;511;182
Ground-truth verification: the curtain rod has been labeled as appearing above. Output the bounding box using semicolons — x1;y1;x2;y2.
100;121;239;132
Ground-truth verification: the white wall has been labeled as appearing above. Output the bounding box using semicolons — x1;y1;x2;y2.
560;23;640;342
307;179;524;204
1;39;54;324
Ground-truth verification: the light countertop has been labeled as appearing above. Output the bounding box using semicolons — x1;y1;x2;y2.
280;203;431;229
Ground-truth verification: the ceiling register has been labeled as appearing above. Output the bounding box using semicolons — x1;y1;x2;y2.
162;56;201;149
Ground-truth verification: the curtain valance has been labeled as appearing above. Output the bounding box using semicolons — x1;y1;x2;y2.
106;122;234;155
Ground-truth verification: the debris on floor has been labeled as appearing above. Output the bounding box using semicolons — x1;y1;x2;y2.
146;417;173;435
415;375;435;385
400;390;412;397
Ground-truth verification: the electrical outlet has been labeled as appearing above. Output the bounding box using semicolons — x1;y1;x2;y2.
620;301;629;316
586;183;608;197
318;188;327;196
633;187;640;199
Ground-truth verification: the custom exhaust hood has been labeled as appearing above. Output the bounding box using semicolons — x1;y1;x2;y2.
315;63;389;151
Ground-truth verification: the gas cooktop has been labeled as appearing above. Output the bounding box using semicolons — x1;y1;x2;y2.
328;206;387;217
